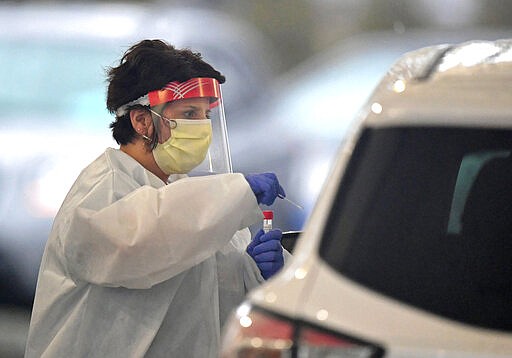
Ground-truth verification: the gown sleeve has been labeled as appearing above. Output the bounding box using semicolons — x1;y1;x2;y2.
59;172;263;289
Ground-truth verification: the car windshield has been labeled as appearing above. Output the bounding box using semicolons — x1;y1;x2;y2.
320;126;512;331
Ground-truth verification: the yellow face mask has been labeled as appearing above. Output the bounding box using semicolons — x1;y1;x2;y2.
153;119;212;174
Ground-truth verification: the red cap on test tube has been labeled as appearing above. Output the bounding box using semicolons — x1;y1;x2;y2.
262;210;273;219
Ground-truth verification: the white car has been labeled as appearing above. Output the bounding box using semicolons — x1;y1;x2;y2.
221;39;512;357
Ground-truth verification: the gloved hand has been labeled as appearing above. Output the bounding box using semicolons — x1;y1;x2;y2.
247;229;284;280
245;173;286;206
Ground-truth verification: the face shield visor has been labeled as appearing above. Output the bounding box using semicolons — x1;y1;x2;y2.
116;77;232;176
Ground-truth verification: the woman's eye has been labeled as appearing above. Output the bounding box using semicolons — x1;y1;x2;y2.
184;110;196;118
182;110;210;119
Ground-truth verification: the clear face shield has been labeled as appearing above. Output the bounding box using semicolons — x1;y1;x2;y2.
117;78;232;176
182;82;232;176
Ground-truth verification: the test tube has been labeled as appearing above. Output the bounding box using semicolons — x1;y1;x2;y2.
262;210;273;233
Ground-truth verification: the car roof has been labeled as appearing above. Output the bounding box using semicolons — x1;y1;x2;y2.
365;39;512;128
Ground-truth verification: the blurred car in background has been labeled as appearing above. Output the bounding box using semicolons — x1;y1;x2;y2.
3;2;512;357
0;2;278;356
221;39;512;357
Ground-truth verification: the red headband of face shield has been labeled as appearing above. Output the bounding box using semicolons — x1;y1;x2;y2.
148;77;221;109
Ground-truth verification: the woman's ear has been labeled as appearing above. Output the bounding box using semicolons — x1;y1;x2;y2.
129;108;152;137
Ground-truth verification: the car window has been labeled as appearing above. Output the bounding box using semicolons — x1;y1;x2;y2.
447;150;510;234
319;127;512;331
0;39;116;129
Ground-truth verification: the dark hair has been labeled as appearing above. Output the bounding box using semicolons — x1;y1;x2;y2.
106;39;226;145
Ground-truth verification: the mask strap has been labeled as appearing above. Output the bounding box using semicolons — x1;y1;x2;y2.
149;109;177;129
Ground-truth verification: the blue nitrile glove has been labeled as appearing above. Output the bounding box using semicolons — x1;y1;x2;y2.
245;173;286;206
247;229;284;280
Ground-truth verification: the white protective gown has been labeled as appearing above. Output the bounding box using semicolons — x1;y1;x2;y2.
25;148;265;358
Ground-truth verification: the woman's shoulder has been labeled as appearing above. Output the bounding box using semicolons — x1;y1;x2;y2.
57;149;141;212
